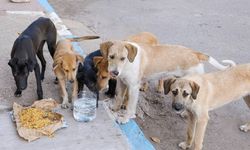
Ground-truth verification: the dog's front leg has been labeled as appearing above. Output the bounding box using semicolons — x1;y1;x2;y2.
34;63;43;99
117;83;139;124
72;80;78;104
14;89;22;97
193;113;209;150
111;78;126;112
179;112;197;150
59;79;69;109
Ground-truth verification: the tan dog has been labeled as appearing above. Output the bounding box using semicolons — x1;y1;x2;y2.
53;36;99;108
126;32;158;46
93;56;110;91
163;64;250;150
100;40;235;124
94;32;158;92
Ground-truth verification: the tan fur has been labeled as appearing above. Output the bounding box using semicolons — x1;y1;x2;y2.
164;64;250;150
53;39;84;108
97;32;159;90
101;37;233;124
140;44;206;76
93;56;110;91
126;32;158;45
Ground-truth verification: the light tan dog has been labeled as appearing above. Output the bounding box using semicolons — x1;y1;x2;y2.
163;64;250;150
53;36;99;108
100;40;235;124
126;31;158;46
93;32;158;92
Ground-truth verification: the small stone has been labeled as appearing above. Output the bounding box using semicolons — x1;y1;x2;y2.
150;136;161;143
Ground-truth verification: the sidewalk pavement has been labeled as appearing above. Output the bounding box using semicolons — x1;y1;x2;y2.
0;1;130;149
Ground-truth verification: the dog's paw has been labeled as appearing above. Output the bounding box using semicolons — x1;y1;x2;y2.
14;90;22;97
156;87;164;94
139;83;148;92
179;110;189;119
178;142;190;150
120;104;126;110
116;116;130;124
54;78;58;84
40;76;44;81
61;103;71;109
110;104;121;112
240;124;250;132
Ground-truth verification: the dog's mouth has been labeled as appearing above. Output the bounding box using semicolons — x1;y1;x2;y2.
110;72;117;78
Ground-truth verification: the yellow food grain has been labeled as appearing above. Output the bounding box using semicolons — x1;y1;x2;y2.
19;108;61;129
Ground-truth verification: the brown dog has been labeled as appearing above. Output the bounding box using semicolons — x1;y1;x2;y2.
163;64;250;150
53;36;99;108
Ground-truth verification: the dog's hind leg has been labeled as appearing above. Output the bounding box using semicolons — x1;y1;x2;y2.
34;63;43;99
37;42;46;81
46;33;56;57
240;95;250;132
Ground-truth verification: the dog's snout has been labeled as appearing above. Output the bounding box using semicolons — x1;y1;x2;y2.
112;71;119;76
172;103;184;111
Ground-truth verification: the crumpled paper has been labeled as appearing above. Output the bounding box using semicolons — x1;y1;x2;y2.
12;98;67;142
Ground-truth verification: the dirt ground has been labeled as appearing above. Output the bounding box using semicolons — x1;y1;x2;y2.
47;0;250;149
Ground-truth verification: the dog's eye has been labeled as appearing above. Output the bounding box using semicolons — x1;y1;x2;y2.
172;89;178;96
65;69;69;72
183;91;189;97
110;55;115;59
73;68;76;71
120;57;125;61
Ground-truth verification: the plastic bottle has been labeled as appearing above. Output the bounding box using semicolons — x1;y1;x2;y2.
73;91;96;122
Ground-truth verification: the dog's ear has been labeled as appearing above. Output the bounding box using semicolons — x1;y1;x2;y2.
163;78;176;95
93;56;103;67
125;43;137;63
76;54;84;63
27;59;36;72
100;41;113;58
53;57;63;71
8;58;17;68
189;81;200;100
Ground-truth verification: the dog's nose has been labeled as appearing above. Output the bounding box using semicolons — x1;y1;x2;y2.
69;80;74;83
112;71;119;76
172;103;184;111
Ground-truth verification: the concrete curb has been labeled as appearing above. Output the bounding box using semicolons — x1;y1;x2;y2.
37;1;155;150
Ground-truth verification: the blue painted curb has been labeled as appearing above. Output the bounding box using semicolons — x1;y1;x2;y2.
38;0;84;55
118;120;155;150
38;0;155;150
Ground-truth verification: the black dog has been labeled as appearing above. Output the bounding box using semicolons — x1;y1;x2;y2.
76;50;116;107
8;17;57;99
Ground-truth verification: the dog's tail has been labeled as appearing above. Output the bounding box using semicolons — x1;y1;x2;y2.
67;36;100;42
195;52;236;70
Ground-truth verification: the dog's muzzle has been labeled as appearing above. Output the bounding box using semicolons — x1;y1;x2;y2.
172;102;184;112
110;70;119;77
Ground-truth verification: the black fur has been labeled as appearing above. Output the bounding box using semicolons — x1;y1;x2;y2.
76;50;116;107
8;17;57;99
